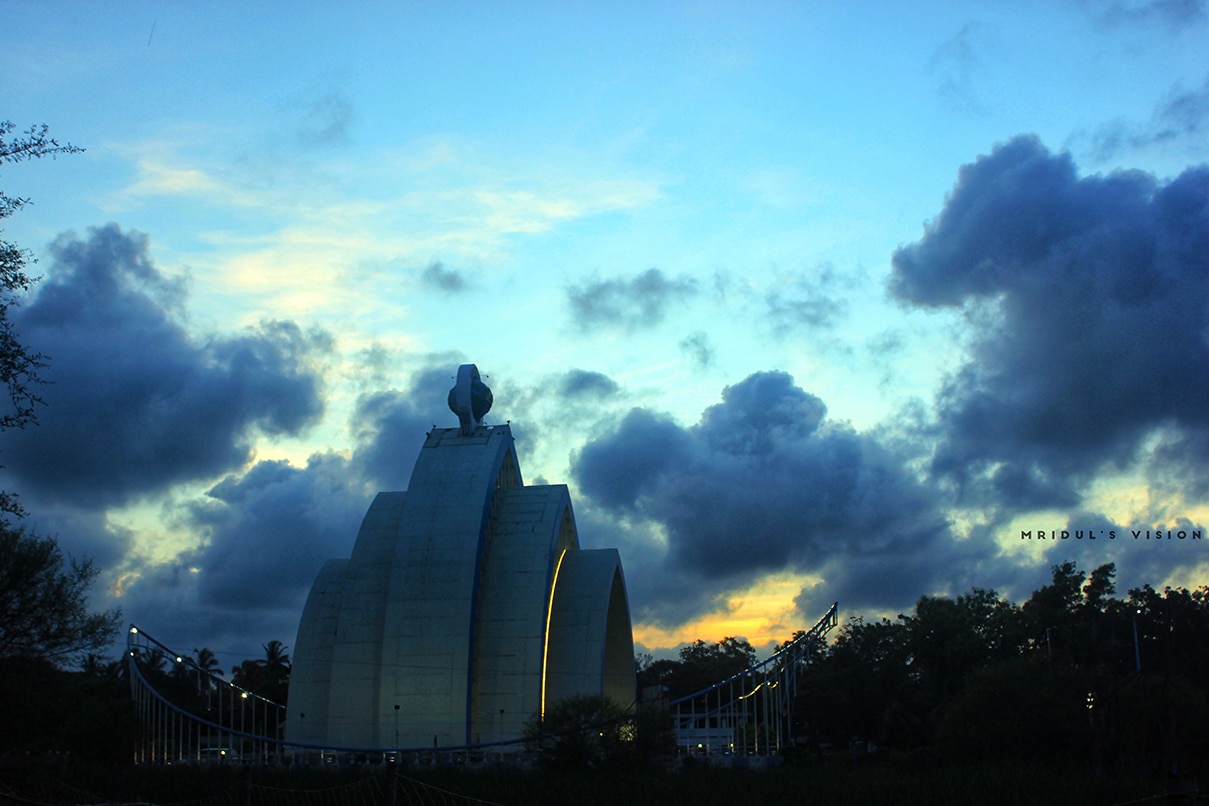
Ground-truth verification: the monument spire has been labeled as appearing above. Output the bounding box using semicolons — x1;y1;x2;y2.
447;363;493;435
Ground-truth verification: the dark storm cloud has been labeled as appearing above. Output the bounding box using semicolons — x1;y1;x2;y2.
117;453;366;655
419;260;468;294
813;549;956;615
113;362;470;655
890;135;1209;509
1151;429;1209;500
573;502;725;629
574;407;694;511
24;504;133;572
3;224;329;508
572;371;976;627
181;453;367;611
349;364;461;490
566;268;698;333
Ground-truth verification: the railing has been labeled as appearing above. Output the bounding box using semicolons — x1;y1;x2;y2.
127;625;286;765
128;603;838;765
669;602;839;758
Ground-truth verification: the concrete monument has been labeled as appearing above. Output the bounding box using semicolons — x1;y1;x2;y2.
285;365;635;750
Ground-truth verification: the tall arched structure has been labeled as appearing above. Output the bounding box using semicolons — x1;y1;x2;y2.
286;366;635;750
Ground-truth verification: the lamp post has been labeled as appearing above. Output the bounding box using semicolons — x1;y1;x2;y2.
240;690;248;758
1132;609;1142;671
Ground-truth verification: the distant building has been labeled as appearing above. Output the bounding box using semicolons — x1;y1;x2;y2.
286;365;635;750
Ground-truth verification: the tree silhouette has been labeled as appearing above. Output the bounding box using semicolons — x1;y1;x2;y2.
641;635;757;700
231;640;291;704
524;694;632;771
193;646;223;677
0;526;120;663
0;121;82;516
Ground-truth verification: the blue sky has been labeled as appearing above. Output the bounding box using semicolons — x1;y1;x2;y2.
3;1;1208;666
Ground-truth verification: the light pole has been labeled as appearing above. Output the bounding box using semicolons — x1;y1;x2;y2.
1132;608;1142;671
240;691;248;759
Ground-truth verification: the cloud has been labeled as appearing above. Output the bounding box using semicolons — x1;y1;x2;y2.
349;363;462;490
24;505;134;574
1087;75;1209;159
1151;428;1209;502
890;135;1209;510
182;453;367;610
1001;510;1209;600
296;90;354;149
763;263;852;335
1096;0;1205;29
485;368;627;472
573;502;725;629
558;369;620;399
419;260;468;294
679;331;715;370
573;407;694;512
108;359;476;655
927;23;993;115
566;268;699;333
572;371;977;627
122;160;228;200
4;224;330;509
115;451;370;656
1152;75;1209;140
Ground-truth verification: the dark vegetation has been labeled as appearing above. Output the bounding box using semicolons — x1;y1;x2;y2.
0;758;1166;806
632;560;1209;782
504;560;1207;804
8;557;1202;804
789;561;1209;781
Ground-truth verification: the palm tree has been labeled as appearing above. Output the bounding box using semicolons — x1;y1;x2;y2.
230;641;291;704
140;648;168;678
193;647;223;690
259;641;291;706
194;647;223;677
261;641;290;675
190;647;224;710
80;653;118;677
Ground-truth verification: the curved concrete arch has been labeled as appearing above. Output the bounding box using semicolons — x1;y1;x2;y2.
544;549;636;709
379;426;518;747
467;485;580;742
305;491;408;747
287;558;347;744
